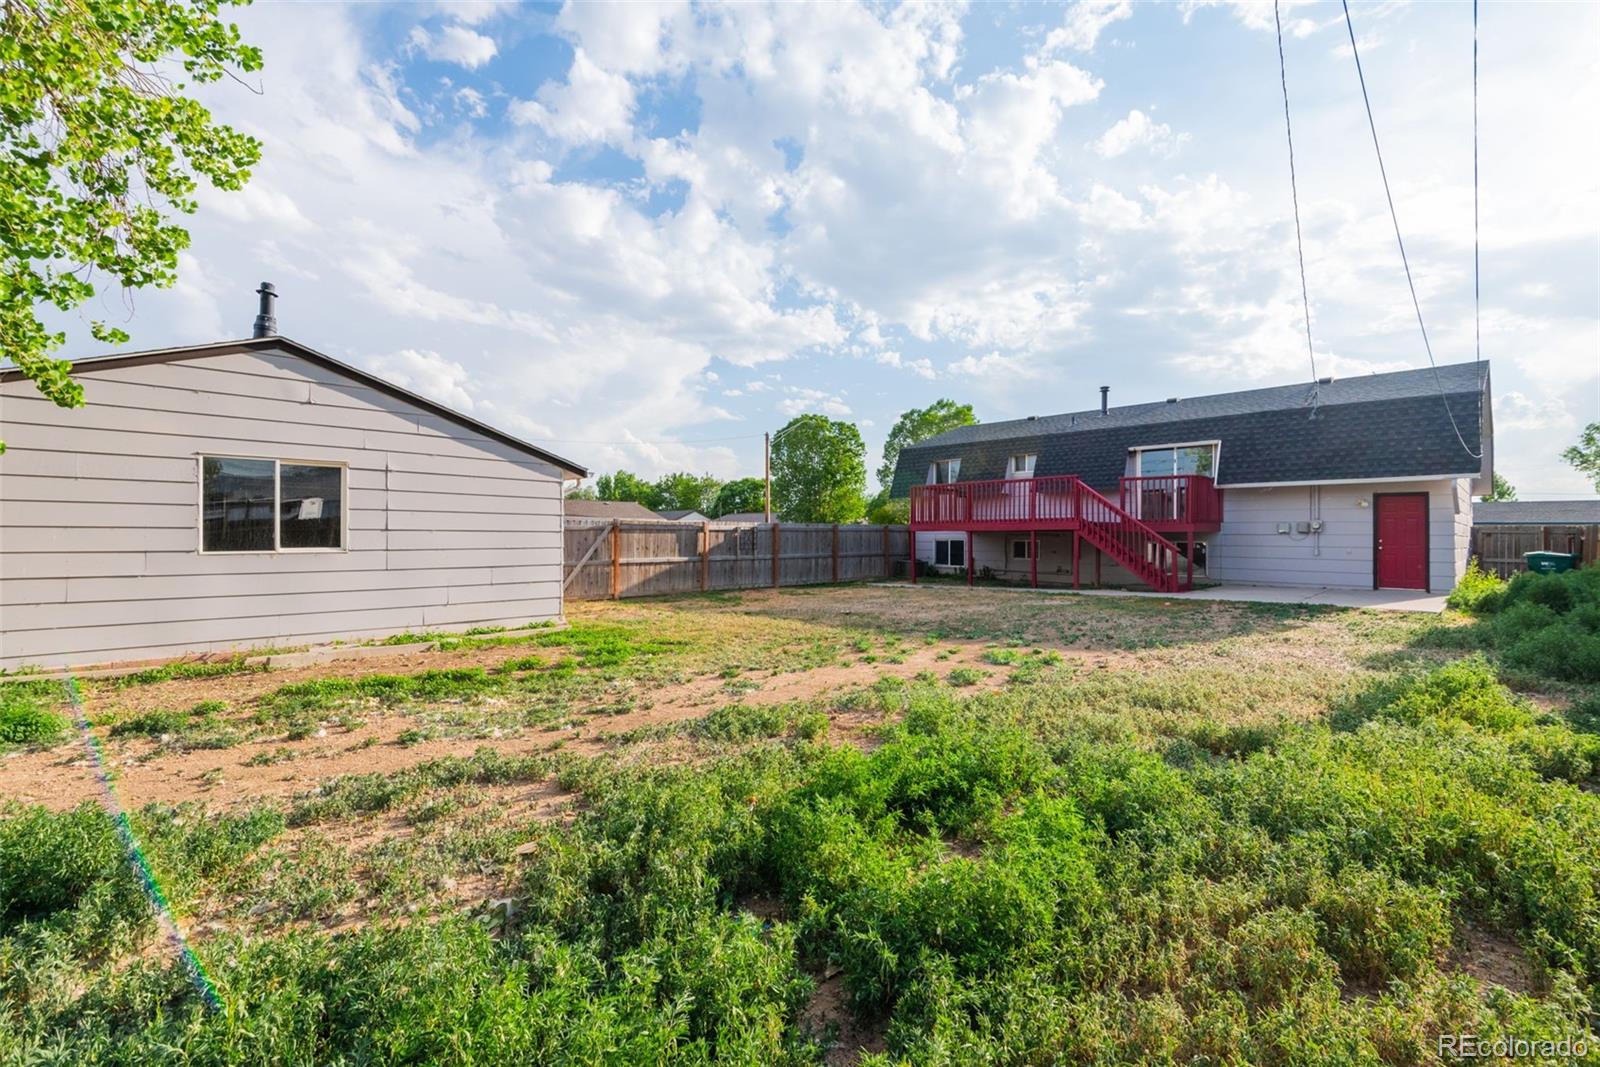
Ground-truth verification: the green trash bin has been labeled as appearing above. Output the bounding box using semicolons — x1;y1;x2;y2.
1524;551;1579;574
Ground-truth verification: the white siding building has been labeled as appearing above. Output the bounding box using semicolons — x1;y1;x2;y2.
0;320;586;669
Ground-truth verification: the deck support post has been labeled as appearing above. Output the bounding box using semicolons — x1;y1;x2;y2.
966;530;974;586
1030;530;1038;588
1072;531;1080;590
1095;546;1102;588
1186;528;1193;589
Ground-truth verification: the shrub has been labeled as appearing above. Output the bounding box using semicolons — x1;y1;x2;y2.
0;683;68;748
1447;558;1506;613
1440;565;1600;683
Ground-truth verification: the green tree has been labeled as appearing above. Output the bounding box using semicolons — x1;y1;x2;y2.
654;472;721;513
865;492;909;525
771;415;867;524
1;0;264;450
713;477;765;517
1563;422;1600;493
564;484;598;501
878;399;976;490
596;470;661;509
1479;472;1517;503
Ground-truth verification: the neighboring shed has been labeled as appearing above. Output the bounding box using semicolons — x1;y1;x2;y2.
0;290;587;669
565;499;665;522
1471;499;1600;578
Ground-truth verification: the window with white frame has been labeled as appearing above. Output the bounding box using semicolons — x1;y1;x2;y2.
932;538;965;568
1011;538;1031;560
1133;443;1217;478
928;458;961;484
201;456;345;553
1006;453;1037;479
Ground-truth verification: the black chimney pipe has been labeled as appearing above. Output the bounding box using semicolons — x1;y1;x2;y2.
1100;385;1109;415
252;282;277;338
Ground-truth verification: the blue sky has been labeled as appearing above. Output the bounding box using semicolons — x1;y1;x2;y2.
51;0;1600;495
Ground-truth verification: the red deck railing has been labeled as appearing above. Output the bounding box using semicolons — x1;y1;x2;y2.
1117;475;1223;528
911;474;1220;530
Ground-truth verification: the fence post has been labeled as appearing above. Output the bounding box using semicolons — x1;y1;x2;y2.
609;520;621;600
700;522;710;591
832;524;840;583
771;523;781;589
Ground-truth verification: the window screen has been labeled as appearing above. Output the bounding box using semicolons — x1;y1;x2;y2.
202;457;275;552
279;463;343;549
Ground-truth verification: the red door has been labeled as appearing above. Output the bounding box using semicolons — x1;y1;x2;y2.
1375;493;1429;590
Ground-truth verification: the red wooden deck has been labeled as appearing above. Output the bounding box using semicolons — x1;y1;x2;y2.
907;474;1222;593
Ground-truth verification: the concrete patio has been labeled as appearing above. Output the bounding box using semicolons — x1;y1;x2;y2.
884;581;1448;613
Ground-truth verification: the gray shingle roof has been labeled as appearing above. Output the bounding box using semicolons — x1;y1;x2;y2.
564;499;664;520
1473;500;1600;525
890;362;1490;497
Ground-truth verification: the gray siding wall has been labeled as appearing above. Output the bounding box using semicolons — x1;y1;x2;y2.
0;347;565;668
1207;478;1470;593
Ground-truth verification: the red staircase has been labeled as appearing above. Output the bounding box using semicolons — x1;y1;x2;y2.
1071;480;1190;593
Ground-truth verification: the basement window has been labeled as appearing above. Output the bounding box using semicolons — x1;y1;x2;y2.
1012;539;1032;560
933;538;965;568
201;456;345;553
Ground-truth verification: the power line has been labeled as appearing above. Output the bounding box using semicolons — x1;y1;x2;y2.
1340;0;1483;461
1273;0;1321;416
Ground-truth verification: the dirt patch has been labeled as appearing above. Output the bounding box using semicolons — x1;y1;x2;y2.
799;969;888;1067
1451;922;1539;995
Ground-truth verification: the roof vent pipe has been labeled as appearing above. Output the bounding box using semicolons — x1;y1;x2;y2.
252;282;278;338
1100;385;1109;415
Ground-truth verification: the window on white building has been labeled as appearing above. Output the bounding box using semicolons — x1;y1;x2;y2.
933;538;965;568
201;456;345;553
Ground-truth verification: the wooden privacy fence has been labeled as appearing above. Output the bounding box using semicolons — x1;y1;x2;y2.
564;520;912;600
1470;524;1598;579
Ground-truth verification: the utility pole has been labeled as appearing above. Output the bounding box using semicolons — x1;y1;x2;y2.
764;431;772;523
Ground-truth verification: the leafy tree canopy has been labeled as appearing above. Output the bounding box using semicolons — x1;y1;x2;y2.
866;492;909;525
653;472;721;514
564;485;598;501
1;0;263;450
595;470;662;510
878;399;976;490
1480;472;1517;503
772;414;867;524
1563;422;1600;494
713;477;766;517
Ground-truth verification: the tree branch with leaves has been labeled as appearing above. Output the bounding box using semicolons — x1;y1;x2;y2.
1;0;263;449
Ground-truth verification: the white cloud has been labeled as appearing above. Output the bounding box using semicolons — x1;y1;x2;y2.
367;348;477;411
453;86;487;118
778;387;851;417
1042;1;1133;54
410;23;499;69
1093;109;1187;159
874;350;937;379
509;48;635;144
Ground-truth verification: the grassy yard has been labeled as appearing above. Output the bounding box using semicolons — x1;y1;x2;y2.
2;583;1597;1064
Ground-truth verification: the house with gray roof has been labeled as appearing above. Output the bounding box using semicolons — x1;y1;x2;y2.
890;363;1492;594
0;283;588;669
